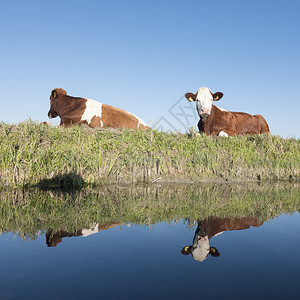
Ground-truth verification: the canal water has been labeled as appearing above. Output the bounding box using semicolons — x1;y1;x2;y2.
0;183;299;299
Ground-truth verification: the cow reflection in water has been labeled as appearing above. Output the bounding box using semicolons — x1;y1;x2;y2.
46;222;120;247
181;217;263;262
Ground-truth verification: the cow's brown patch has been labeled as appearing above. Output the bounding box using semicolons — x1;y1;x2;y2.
89;116;102;128
138;123;150;130
197;105;269;136
101;104;140;129
201;217;264;239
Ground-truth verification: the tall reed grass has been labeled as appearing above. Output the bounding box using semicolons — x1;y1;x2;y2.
0;120;299;187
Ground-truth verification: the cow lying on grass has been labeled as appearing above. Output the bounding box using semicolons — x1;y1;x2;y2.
48;88;150;129
185;87;270;136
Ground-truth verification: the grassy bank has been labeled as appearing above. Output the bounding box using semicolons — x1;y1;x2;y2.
0;120;299;187
0;183;299;239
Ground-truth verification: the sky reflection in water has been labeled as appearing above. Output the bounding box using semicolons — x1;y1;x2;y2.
0;183;299;299
0;212;299;299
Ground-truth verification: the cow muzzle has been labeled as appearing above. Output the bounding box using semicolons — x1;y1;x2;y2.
48;111;57;119
201;108;210;115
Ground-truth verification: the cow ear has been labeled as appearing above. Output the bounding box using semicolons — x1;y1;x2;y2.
209;247;220;257
181;246;192;255
185;93;196;102
51;90;58;99
213;92;223;101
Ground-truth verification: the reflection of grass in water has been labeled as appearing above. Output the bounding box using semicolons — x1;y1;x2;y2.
0;183;299;240
0;120;299;187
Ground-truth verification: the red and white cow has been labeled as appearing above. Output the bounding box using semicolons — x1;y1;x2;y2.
181;217;263;262
48;88;150;129
185;87;270;136
46;222;120;247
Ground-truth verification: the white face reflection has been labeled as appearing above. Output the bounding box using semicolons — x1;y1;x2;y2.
191;235;210;262
196;87;214;117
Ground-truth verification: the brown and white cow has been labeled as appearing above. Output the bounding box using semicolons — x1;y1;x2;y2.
181;217;263;262
48;88;150;129
185;87;270;136
46;222;120;247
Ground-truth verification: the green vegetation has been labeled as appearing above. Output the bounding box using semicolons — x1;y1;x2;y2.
0;120;299;187
0;183;299;240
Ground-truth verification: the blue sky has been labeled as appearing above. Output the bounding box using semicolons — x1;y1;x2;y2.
0;0;299;137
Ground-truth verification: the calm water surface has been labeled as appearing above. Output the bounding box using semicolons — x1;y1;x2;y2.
0;184;299;299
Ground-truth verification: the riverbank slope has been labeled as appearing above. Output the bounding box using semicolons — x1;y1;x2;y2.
0;121;299;187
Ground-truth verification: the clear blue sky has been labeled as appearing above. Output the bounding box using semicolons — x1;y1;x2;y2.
1;0;299;137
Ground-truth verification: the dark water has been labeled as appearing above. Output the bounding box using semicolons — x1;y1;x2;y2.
0;184;299;299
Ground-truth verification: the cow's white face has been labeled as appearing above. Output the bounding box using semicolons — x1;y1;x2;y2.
191;235;210;262
196;87;214;117
181;223;220;262
185;87;224;118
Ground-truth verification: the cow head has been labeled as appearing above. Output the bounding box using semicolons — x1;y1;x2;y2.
181;222;220;262
185;87;223;118
181;244;220;262
48;88;67;119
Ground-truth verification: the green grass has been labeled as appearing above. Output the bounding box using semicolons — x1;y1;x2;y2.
0;120;299;187
0;182;299;239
